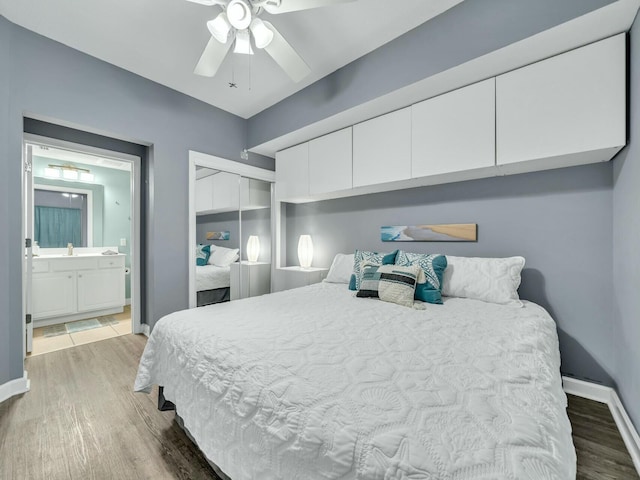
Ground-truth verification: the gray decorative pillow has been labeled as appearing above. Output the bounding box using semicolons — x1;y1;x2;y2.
356;264;421;308
351;249;399;291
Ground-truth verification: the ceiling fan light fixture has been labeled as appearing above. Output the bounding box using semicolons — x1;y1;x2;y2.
207;12;232;43
234;28;254;55
249;18;274;49
226;0;252;30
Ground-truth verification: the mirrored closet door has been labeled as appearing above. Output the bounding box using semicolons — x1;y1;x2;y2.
194;168;272;306
232;177;271;300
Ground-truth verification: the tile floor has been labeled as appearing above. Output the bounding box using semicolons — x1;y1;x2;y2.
30;305;132;356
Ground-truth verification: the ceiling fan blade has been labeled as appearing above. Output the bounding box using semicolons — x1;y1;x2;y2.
262;21;310;82
263;0;355;14
185;0;227;6
194;36;233;77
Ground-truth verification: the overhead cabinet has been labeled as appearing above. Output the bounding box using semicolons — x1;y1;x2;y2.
308;127;353;195
196;172;270;214
275;142;309;202
412;79;496;178
496;34;626;173
353;107;412;188
274;35;625;204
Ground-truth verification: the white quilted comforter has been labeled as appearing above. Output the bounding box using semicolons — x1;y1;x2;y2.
135;282;575;480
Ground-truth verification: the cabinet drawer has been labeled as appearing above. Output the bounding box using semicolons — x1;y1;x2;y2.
98;257;125;269
32;261;49;273
51;258;98;271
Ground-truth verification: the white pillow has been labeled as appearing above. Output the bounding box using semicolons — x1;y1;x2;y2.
442;256;525;306
209;246;240;267
324;253;355;284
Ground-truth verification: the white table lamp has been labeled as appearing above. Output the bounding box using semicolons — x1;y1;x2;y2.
297;234;313;269
246;235;260;262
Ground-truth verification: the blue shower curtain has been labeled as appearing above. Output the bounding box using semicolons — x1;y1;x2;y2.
34;206;82;248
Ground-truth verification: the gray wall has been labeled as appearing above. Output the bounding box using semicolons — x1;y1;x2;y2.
197;212;241;250
612;20;640;427
247;0;614;147
0;17;261;387
286;163;615;386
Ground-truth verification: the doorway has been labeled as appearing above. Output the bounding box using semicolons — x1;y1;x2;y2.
22;136;142;357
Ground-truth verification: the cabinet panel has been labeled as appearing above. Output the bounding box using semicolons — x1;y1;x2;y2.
497;34;625;166
275;143;309;201
230;262;270;300
77;268;125;312
32;272;76;319
240;178;271;210
309;127;353;195
353;108;411;188
195;175;214;213
412;79;495;177
212;172;240;211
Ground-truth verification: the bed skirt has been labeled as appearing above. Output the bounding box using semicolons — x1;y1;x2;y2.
197;287;230;307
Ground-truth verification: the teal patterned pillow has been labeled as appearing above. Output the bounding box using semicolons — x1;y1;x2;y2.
196;244;211;266
395;251;447;304
350;249;399;291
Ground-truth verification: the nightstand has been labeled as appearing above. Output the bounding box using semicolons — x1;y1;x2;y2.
230;262;271;300
272;266;329;293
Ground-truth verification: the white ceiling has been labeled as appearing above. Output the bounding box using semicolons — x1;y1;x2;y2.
0;0;463;118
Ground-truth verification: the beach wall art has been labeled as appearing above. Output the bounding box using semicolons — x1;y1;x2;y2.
206;231;230;241
381;224;477;242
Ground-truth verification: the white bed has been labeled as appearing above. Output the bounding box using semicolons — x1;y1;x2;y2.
196;264;231;292
135;282;576;479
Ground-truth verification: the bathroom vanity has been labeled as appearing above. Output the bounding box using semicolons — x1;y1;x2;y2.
32;251;126;327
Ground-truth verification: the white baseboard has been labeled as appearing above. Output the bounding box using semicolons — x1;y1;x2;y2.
0;371;30;404
141;324;150;337
563;376;640;473
125;298;131;306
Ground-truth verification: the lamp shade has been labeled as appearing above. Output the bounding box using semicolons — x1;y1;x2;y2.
297;235;313;269
246;235;260;262
207;12;232;43
249;18;273;49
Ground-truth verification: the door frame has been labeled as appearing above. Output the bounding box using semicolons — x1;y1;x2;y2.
188;150;275;308
22;134;144;356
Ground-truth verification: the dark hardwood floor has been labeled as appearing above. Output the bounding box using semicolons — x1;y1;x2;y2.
0;334;637;479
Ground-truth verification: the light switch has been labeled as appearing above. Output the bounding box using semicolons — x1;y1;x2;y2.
120;238;127;246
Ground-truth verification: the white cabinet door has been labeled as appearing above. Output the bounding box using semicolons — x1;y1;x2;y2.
412;79;495;177
212;172;240;211
309;127;353;195
230;262;271;300
496;34;625;168
195;176;214;213
275;143;309;201
32;272;76;319
353;108;411;188
77;268;125;312
240;178;271;210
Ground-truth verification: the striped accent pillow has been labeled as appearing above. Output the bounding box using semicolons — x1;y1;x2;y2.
356;264;421;308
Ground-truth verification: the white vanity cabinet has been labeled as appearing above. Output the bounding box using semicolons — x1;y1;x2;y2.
32;254;126;326
496;34;626;172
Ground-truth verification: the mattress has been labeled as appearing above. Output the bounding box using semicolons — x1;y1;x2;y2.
135;282;576;480
196;264;230;292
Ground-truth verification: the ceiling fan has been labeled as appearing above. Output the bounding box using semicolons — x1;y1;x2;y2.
187;0;356;82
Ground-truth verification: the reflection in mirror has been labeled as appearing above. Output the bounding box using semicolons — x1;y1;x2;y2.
236;177;271;300
193;167;272;305
194;168;240;306
34;188;90;247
